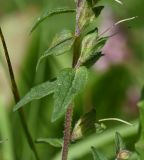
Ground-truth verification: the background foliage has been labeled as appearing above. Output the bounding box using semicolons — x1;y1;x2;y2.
0;0;144;159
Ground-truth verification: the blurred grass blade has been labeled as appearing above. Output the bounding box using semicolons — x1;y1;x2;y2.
136;96;144;159
91;147;108;160
31;8;75;33
0;139;8;144
13;80;56;111
36;138;63;147
0;99;14;160
52;67;88;122
115;132;126;154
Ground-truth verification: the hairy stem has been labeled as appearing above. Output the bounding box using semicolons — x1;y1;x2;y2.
0;27;40;160
62;105;73;160
62;1;82;159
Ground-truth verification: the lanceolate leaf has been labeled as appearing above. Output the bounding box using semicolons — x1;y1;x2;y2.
80;30;107;66
91;147;108;160
75;0;95;34
82;52;104;68
36;30;74;71
35;138;63;148
13;81;56;111
80;31;98;61
115;132;126;154
75;0;103;34
52;67;88;122
31;8;75;33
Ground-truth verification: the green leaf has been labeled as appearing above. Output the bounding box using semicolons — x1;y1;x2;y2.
86;0;101;7
36;30;74;71
13;81;56;111
52;67;88;122
31;8;75;33
92;6;104;17
75;0;103;34
75;0;96;34
35;138;63;148
79;30;107;66
115;132;126;154
86;27;98;35
71;109;96;141
91;147;108;160
82;52;104;68
135;96;144;159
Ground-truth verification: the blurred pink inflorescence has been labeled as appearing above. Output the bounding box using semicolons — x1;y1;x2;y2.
95;8;132;71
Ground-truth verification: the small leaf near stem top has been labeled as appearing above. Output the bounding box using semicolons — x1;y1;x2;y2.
31;8;75;33
36;30;74;71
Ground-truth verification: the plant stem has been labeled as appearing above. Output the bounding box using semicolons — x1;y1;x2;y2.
0;27;40;160
62;1;82;159
54;120;138;160
62;105;73;160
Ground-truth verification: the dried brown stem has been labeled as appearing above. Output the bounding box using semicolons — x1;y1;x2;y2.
0;27;40;160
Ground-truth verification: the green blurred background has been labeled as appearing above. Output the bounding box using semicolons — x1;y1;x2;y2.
0;0;144;159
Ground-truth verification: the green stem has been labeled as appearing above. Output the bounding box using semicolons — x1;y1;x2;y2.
0;27;40;160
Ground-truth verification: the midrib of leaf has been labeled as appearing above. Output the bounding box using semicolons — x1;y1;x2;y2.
52;67;88;122
13;80;56;111
37;37;73;67
48;37;73;52
61;72;74;110
52;69;74;122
